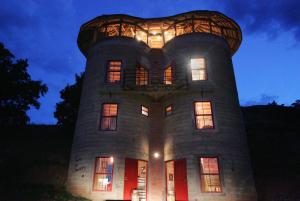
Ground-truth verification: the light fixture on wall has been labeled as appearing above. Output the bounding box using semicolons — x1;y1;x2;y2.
153;152;160;159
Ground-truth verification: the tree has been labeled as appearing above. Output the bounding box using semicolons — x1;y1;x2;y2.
0;42;48;126
54;73;84;134
292;99;300;108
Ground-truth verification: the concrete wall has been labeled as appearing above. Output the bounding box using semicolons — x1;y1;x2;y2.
67;34;257;201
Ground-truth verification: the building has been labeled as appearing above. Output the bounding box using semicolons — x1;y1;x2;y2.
67;10;257;201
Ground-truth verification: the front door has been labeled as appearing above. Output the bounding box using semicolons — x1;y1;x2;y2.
166;159;188;201
124;158;148;201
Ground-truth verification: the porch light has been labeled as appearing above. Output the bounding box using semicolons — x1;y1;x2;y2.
153;152;160;158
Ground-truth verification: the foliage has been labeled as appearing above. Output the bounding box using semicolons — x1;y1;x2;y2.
54;73;84;134
292;99;300;108
1;184;91;201
0;42;48;126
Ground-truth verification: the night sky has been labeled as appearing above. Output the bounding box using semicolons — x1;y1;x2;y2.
0;0;299;124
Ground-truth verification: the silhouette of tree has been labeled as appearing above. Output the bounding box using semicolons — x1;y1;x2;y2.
0;42;48;126
54;73;84;134
292;99;300;108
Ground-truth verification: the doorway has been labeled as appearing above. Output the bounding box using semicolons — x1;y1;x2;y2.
124;158;148;201
165;159;188;201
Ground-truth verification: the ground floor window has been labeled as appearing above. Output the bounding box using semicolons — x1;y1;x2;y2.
93;157;114;191
200;157;222;192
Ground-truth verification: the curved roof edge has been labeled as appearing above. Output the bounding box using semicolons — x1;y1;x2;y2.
78;10;242;56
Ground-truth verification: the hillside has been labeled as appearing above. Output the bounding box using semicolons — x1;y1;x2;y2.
0;105;299;201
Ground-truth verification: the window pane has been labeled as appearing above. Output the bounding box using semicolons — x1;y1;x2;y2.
200;158;219;174
164;66;172;85
191;58;206;81
191;58;204;70
201;175;221;192
93;174;113;191
196;116;213;129
93;157;114;191
195;102;212;115
107;61;121;83
142;106;149;116
165;105;172;116
136;67;148;86
101;104;118;130
101;117;117;130
200;157;221;193
102;104;118;116
96;157;114;174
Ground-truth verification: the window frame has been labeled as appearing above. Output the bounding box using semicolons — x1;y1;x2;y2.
199;156;223;193
100;103;119;131
105;60;122;84
136;65;149;86
194;101;215;130
165;105;173;117
190;57;207;81
141;105;149;117
92;156;114;192
164;65;173;85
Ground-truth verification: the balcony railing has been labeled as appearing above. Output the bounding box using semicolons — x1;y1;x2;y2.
122;68;188;91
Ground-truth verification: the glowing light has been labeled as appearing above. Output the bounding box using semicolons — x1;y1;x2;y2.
153;152;160;158
136;37;142;41
157;36;162;40
110;156;114;163
152;31;157;35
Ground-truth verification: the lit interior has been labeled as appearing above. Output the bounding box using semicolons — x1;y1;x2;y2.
78;11;242;54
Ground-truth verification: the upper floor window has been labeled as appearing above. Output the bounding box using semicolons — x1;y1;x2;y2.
136;66;149;86
165;105;173;116
107;61;121;84
200;157;222;192
93;157;114;191
164;66;172;85
100;104;118;130
191;58;207;81
194;101;214;129
141;105;149;116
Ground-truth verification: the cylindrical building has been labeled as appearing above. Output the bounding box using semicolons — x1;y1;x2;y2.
67;10;257;201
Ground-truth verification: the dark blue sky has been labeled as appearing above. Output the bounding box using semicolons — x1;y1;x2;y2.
0;0;299;124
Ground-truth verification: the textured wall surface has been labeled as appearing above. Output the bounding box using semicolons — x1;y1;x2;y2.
67;33;257;201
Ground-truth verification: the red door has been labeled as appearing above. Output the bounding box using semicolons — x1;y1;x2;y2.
123;158;138;200
174;159;188;201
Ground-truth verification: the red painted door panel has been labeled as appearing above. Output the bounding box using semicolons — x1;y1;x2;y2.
174;159;188;201
124;158;138;200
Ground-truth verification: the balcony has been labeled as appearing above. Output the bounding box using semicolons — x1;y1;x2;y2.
122;68;188;95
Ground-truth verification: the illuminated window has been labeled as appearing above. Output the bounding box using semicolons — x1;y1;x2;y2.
100;104;118;130
106;61;121;83
141;106;149;116
194;101;214;129
136;66;149;86
93;157;114;191
164;66;172;85
191;58;207;81
165;105;172;116
200;157;222;192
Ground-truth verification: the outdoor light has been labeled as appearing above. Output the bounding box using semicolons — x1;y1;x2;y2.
153;152;160;158
110;156;114;163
